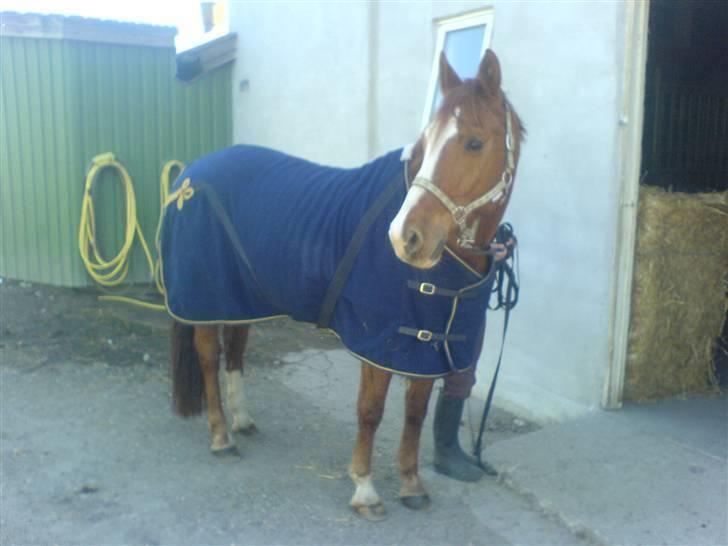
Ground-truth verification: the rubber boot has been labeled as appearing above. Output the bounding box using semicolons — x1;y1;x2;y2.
433;392;496;481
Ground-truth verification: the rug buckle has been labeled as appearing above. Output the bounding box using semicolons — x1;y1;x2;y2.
416;330;433;342
419;283;436;295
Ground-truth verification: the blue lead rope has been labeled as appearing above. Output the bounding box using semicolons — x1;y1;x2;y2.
473;223;519;468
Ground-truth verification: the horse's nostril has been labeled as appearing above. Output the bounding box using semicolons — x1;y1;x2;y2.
404;227;423;257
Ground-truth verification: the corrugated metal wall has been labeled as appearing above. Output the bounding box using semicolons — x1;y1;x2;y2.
0;35;232;286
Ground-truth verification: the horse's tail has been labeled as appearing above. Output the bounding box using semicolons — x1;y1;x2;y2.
170;321;204;417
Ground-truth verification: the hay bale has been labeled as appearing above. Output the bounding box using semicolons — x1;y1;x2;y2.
625;186;728;402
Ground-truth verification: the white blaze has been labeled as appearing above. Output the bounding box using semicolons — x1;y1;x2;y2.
389;114;459;246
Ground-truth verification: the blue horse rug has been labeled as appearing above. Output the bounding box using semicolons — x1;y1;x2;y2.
159;145;496;378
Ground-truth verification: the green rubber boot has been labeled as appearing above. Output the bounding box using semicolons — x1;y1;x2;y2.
433;393;497;482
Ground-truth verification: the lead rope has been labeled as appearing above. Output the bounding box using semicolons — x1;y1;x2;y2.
470;223;519;469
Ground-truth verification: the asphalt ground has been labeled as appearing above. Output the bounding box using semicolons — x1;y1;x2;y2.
0;279;591;546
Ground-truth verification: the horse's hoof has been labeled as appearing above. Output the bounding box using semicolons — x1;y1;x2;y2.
400;494;431;511
352;502;387;522
233;423;258;436
211;444;240;457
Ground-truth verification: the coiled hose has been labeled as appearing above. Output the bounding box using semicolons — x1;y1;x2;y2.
78;152;184;310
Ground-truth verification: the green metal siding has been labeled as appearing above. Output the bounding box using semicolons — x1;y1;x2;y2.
1;35;232;286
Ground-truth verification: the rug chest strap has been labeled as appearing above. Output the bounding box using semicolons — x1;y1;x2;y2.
405;280;476;298
316;173;403;329
397;327;466;342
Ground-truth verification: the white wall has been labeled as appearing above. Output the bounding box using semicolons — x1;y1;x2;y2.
229;1;628;421
230;1;370;165
479;1;625;421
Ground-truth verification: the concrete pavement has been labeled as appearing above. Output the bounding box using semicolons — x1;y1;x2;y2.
3;280;725;546
487;396;728;546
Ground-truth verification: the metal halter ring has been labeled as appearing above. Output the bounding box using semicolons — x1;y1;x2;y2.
502;170;513;186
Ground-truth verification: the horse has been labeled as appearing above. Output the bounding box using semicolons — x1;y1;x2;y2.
161;49;524;520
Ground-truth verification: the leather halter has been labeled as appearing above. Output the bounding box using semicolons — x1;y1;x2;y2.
411;102;516;250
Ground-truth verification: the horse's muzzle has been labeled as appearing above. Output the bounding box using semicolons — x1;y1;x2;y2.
388;223;444;269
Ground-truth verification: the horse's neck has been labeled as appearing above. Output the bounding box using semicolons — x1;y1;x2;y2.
407;140;504;275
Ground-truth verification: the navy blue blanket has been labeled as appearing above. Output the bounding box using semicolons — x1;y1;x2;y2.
160;145;495;377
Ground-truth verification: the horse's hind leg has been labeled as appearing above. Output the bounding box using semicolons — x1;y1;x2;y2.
194;326;237;455
349;362;391;521
399;377;434;510
223;325;256;434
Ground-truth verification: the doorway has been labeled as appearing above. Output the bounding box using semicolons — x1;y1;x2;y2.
640;0;728;192
626;0;728;400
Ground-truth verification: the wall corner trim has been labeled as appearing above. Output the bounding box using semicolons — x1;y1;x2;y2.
602;0;651;409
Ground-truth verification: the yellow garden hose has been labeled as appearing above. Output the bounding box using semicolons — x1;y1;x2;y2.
155;159;185;293
78;152;184;310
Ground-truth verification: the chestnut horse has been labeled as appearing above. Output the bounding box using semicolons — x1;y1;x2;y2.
167;50;524;520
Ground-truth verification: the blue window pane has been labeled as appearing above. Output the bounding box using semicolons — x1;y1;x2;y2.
431;24;486;119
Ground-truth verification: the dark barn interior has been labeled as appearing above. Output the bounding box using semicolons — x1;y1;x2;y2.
640;0;728;388
641;0;728;193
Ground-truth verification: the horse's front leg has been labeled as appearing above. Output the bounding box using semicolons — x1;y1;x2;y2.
349;362;391;521
223;325;257;434
399;377;434;510
194;326;237;455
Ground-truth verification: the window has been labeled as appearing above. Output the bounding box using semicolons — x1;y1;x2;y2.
422;10;495;128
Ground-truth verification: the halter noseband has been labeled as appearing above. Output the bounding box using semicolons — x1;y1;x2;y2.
411;102;516;250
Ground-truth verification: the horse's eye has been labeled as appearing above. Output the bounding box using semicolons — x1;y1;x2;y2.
465;138;484;152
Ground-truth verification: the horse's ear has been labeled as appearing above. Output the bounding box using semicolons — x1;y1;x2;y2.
477;49;501;96
439;51;462;95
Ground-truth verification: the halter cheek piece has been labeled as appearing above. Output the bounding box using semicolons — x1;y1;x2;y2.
411;102;516;251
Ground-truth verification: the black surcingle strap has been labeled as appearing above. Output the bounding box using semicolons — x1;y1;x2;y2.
317;171;403;330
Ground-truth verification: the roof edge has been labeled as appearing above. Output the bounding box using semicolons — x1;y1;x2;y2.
0;12;177;48
176;32;237;82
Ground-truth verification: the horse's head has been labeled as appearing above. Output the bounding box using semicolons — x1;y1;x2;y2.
389;49;523;269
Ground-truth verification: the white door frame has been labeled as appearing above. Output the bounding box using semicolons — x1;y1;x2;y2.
602;0;651;409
